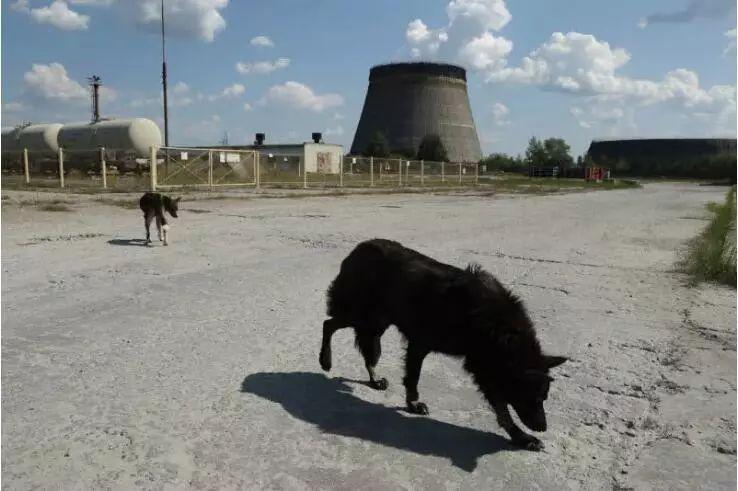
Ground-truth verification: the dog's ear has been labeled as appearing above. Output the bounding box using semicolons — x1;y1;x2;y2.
543;355;568;369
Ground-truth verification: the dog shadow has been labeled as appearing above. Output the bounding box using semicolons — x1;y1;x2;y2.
240;371;516;472
107;238;150;247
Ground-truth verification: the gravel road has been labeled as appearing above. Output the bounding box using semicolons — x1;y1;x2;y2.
2;183;735;489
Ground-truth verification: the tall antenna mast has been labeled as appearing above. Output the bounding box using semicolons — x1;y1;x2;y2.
88;75;102;123
161;0;169;147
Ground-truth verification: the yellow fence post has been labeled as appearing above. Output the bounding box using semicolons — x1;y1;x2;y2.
58;147;65;188
100;147;107;189
23;148;30;185
441;161;445;183
370;156;374;187
420;159;424;186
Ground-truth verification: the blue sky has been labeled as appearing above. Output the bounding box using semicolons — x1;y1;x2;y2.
2;0;736;157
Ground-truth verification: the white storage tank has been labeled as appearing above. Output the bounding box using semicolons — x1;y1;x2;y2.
2;124;62;156
58;118;162;157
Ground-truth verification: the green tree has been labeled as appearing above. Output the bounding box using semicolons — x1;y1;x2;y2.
525;137;547;166
416;134;449;162
543;138;574;168
479;153;527;173
363;131;390;158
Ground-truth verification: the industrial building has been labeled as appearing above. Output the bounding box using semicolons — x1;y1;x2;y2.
351;62;482;163
587;137;737;179
196;133;344;174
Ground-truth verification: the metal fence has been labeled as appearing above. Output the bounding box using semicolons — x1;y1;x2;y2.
2;145;484;191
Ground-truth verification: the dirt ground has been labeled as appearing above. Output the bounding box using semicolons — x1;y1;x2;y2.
2;183;735;489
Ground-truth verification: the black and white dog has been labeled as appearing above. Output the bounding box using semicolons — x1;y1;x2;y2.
139;192;180;246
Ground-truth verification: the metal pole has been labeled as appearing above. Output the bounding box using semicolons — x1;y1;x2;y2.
405;159;410;185
58;147;65;188
22;148;29;185
303;158;308;189
475;162;479;185
100;147;107;189
150;146;157;191
420;159;424;186
370;156;374;187
339;155;343;188
441;161;445;183
398;159;402;187
161;0;169;149
459;162;462;184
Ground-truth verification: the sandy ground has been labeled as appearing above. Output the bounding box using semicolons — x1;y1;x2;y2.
1;183;735;490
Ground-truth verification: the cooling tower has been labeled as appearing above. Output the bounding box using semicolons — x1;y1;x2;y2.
350;62;482;163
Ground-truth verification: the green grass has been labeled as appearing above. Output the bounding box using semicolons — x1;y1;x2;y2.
681;186;736;287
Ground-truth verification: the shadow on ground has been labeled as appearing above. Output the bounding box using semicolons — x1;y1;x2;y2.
241;371;514;471
107;238;149;247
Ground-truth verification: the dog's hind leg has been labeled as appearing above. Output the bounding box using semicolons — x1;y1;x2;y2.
403;342;430;414
356;329;388;390
155;214;163;242
319;317;349;371
144;212;154;244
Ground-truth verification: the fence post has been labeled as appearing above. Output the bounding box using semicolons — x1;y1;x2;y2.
23;148;30;185
406;159;410;185
303;158;308;189
420;159;424;186
339;155;344;188
58;147;65;188
459;162;462;184
370;156;374;187
475;162;479;185
208;150;213;191
398;159;402;187
150;146;157;191
100;147;107;189
255;151;260;189
441;161;445;182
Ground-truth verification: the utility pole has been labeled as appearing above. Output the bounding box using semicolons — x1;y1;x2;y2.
161;0;169;147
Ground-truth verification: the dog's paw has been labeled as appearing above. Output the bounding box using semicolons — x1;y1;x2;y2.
369;378;388;391
319;350;332;371
407;401;429;415
512;434;544;451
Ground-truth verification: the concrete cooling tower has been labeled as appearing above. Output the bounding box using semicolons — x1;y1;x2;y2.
350;62;482;163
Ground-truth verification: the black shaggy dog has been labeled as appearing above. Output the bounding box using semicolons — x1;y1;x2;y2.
319;238;567;451
139;192;180;246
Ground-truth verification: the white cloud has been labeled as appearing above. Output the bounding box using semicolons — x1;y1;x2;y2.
236;58;290;75
207;83;245;101
457;32;512;71
133;0;227;42
406;0;511;61
487;31;735;117
262;81;343;113
221;83;245;97
23;62;88;102
724;28;737;56
172;82;190;95
243;102;252;112
491;102;510;125
10;0;30;12
250;35;274;47
28;1;90;31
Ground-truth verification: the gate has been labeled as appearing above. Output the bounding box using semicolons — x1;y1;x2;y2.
155;147;258;189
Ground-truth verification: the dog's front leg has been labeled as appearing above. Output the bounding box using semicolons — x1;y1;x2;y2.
403;343;430;414
492;400;543;451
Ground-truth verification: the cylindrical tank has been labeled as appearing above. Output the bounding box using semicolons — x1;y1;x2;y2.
350;62;482;163
2;124;62;156
58;118;162;157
